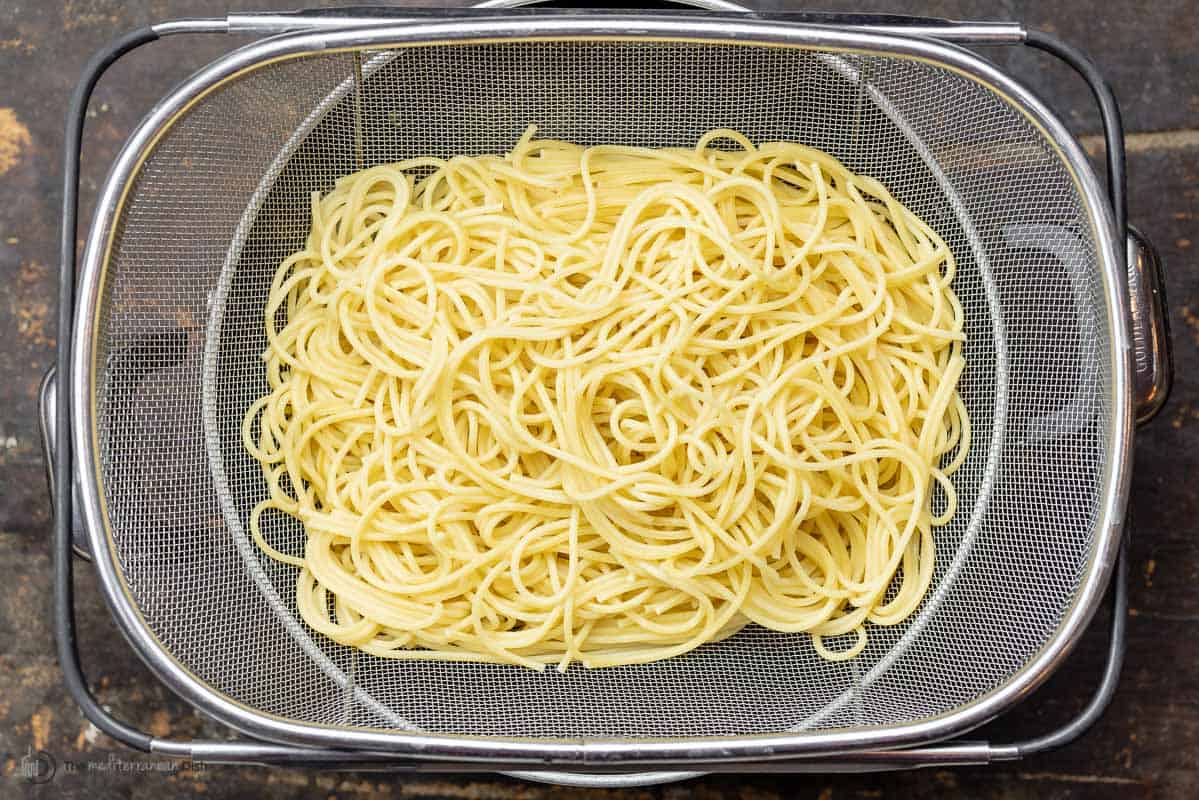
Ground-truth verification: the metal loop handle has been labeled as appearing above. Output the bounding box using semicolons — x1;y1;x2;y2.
219;4;1026;43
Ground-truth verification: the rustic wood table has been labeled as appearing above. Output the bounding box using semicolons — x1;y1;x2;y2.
1;2;1195;797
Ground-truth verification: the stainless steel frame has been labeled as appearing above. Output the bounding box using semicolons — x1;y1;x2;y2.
47;4;1172;788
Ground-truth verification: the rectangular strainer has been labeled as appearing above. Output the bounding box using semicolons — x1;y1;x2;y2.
47;2;1172;785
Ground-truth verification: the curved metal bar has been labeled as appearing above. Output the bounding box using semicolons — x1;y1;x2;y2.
223;5;1026;43
57;24;168;754
151;19;230;36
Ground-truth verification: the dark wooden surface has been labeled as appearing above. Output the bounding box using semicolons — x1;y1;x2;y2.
1;1;1196;797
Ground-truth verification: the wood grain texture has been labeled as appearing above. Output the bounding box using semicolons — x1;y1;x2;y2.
0;1;1194;797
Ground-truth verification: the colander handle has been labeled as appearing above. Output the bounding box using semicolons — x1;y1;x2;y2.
1127;227;1173;423
221;4;1027;44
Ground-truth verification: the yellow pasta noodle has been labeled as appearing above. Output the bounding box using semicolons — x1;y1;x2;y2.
243;126;970;669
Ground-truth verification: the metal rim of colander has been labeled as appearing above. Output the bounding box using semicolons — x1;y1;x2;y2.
72;15;1131;765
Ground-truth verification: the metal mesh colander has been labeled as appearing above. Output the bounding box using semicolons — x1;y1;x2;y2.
77;21;1126;752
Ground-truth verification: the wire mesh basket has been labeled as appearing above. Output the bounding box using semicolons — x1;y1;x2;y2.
47;1;1171;787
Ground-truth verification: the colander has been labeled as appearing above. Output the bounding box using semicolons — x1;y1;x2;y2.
45;0;1173;787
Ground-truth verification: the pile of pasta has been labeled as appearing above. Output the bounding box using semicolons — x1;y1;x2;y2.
243;127;969;669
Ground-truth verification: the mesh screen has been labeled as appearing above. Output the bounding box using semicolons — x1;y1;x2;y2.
92;39;1111;739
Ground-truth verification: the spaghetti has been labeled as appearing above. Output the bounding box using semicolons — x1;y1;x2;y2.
243;127;969;669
